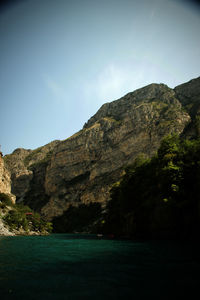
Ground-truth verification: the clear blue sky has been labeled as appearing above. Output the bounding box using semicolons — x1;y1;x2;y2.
0;0;200;154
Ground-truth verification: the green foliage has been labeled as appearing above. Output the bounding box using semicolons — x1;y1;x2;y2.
151;100;168;111
0;193;14;207
103;135;200;239
157;134;180;160
2;201;52;234
3;209;29;231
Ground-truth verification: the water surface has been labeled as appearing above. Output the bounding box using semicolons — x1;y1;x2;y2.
0;234;199;299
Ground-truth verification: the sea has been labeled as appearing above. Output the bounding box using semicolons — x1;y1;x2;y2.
0;234;200;300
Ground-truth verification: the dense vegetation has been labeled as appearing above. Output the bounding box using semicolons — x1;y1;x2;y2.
102;135;200;239
53;203;102;233
0;193;52;234
52;135;200;239
0;193;14;208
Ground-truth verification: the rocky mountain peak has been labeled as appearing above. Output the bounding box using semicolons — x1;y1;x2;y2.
4;77;200;221
84;83;175;129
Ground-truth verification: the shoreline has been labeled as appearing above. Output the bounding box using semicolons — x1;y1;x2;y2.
0;220;49;237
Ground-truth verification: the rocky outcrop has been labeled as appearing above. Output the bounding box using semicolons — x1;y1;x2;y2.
42;83;190;219
0;218;14;236
0;154;15;203
0;155;11;194
4;77;200;221
4;141;60;205
175;77;200;117
174;77;200;138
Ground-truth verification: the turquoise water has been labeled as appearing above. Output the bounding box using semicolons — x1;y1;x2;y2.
0;234;200;300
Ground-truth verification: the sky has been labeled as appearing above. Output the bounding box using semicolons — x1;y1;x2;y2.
0;0;200;155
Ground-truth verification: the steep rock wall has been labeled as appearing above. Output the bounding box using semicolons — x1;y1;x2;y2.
4;141;60;205
42;83;190;219
5;77;200;221
0;155;15;203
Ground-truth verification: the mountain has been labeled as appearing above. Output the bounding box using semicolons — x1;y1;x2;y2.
0;153;15;203
3;77;200;226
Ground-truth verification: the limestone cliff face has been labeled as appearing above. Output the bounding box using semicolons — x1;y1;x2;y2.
0;155;15;203
174;77;200;138
4;141;60;206
4;148;32;202
42;83;190;219
175;77;200;117
5;77;200;221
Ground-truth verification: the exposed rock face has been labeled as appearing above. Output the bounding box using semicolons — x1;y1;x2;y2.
4;141;60;205
0;155;15;203
174;77;200;138
42;83;190;219
0;218;14;236
175;77;200;117
4;148;32;202
4;77;200;221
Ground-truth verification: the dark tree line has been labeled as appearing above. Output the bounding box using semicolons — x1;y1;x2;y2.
102;135;200;239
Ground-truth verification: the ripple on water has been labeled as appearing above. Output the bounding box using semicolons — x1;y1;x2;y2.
0;234;200;300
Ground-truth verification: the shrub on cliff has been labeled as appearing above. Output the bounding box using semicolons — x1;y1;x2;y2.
3;209;29;231
0;193;14;207
2;200;53;234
